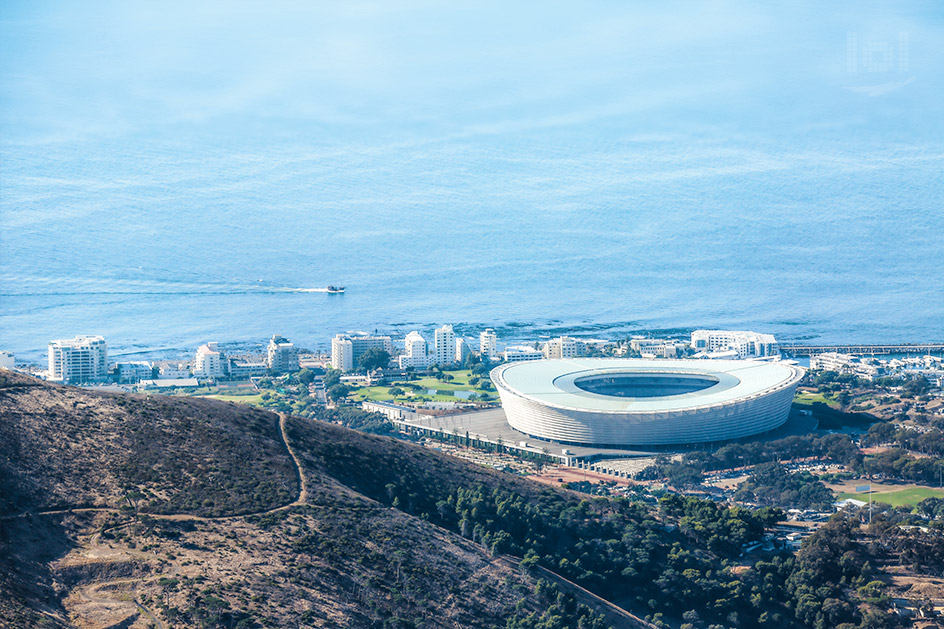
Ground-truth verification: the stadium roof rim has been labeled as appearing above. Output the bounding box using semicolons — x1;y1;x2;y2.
491;358;805;414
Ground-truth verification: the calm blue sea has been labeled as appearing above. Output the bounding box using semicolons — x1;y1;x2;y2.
1;2;943;362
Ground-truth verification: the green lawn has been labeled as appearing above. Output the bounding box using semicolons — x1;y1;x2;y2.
793;391;838;407
348;370;496;404
837;487;944;507
349;386;398;402
413;376;477;391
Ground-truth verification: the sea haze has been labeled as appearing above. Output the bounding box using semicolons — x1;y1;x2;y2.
1;1;942;361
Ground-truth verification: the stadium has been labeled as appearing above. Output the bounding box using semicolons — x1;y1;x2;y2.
491;358;804;447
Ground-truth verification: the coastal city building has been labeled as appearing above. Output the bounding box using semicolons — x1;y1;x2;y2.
397;331;431;369
114;361;154;384
228;358;268;379
331;333;393;372
690;330;779;359
811;352;862;372
479;328;498;360
809;352;944;386
455;337;471;364
630;338;683;358
194;342;226;378
331;336;354;371
434;324;455;366
810;353;880;381
158;363;191;379
47;335;108;384
266;334;300;373
502;345;544;362
0;350;13;370
542;336;580;360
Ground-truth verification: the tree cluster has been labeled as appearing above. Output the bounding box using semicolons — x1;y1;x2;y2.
734;463;834;511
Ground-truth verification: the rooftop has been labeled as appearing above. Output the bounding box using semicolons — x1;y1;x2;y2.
493;358;804;414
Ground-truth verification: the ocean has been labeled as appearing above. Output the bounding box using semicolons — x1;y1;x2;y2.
1;2;943;363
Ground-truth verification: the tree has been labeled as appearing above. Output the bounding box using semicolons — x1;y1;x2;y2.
323;369;341;388
357;348;390;371
327;384;351;402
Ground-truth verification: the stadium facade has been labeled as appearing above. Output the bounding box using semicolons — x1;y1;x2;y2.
492;358;804;446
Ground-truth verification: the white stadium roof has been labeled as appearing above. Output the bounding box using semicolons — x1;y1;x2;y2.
492;358;805;445
495;358;803;413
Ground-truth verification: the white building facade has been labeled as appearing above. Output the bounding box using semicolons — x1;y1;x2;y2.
503;345;544;362
480;328;498;360
542;336;580;360
115;361;153;384
48;335;108;384
266;335;300;373
332;333;393;372
810;352;880;380
691;330;779;359
194;342;226;378
398;331;431;369
434;325;455;366
229;360;268;378
630;338;681;359
158;363;191;379
331;336;354;372
455;337;471;364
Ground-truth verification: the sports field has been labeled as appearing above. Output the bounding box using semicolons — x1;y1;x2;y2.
837;487;944;507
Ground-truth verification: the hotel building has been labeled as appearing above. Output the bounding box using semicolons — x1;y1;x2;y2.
266;335;300;373
48;335;108;384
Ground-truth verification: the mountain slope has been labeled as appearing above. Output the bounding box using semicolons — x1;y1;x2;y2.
0;371;621;628
0;371;297;517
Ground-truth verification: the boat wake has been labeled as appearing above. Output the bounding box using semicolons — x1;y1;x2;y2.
0;275;341;296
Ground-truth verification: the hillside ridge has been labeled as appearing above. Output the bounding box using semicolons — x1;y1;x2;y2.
1;371;645;628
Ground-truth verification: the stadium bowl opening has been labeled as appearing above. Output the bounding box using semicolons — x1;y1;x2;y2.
572;372;720;398
492;358;804;447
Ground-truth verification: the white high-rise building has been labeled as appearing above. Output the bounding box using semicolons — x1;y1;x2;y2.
690;330;779;359
479;328;498;360
434;324;455;366
331;336;354;372
48;335;108;384
455;337;471;364
331;333;392;372
194;342;226;378
398;331;430;369
266;335;300;373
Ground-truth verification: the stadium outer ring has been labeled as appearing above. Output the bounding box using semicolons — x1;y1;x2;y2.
491;358;804;447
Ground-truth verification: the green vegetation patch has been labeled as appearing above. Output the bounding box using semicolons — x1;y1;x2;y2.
348;386;398;401
414;377;469;391
345;369;496;404
793;391;833;406
837;487;944;507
